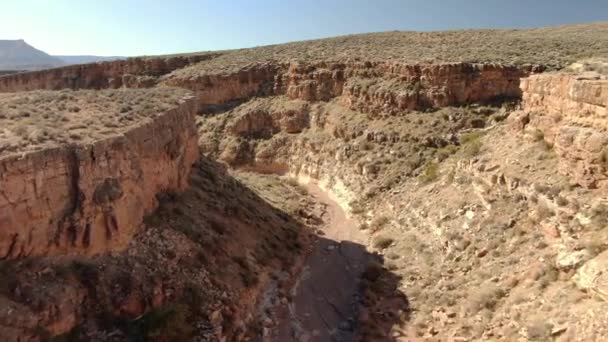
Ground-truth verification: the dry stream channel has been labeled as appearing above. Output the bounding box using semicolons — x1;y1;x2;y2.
261;182;374;342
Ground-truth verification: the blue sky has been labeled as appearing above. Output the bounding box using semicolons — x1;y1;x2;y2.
1;0;606;56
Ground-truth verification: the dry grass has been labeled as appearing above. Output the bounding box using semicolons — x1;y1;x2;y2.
420;162;440;183
566;58;608;74
0;87;188;158
372;235;394;250
167;22;608;77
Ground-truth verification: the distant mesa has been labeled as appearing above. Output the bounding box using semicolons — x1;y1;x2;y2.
0;39;125;71
54;55;126;65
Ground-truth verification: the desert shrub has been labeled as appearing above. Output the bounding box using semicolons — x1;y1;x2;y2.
533;202;555;223
124;304;194;340
437;144;458;161
556;196;569;207
70;260;99;285
460;131;484;145
566;58;608;75
420;162;439;183
462;139;483;157
349;201;365;214
532;129;545;142
362;262;384;282
524;321;553;341
360;141;374;151
446;169;456;183
285;177;300;188
373;235;394;250
589;203;608;230
459;131;485;158
538;264;559;289
232;255;259;287
370;215;390;231
465;285;506;313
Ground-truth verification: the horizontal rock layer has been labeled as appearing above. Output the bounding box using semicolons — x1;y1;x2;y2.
0;97;199;258
165;61;538;113
517;73;608;188
1;58;540;113
0;55;215;91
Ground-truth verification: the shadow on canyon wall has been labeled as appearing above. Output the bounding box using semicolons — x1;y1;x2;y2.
0;155;409;341
272;236;411;342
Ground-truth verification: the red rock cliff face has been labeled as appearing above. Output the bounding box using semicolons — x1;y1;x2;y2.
0;55;215;92
515;73;608;188
163;61;537;113
0;98;199;258
163;62;280;107
1;58;537;113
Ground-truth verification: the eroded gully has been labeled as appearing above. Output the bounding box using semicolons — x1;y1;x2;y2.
265;182;375;342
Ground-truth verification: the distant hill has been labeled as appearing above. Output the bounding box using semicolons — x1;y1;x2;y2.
0;39;64;70
0;40;128;71
54;55;125;65
0;70;25;76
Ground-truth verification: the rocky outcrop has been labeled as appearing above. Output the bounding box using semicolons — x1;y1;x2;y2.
0;97;199;258
163;61;538;113
575;250;608;302
517;72;608;188
163;62;280;108
521;73;608;127
0;55;216;92
1;58;538;115
340;62;533;114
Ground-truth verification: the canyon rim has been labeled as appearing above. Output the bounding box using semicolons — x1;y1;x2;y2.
0;22;608;342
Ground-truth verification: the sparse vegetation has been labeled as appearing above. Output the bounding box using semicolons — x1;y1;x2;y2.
3;21;608;342
532;128;545;142
460;131;484;158
420;162;440;183
566;58;608;74
465;284;506;314
122;304;194;340
168;23;608;76
373;235;394;250
0;88;188;157
370;215;390;231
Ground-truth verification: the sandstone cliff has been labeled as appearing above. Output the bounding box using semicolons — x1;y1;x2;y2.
163;61;540;114
0;57;539;115
0;95;199;258
0;54;216;92
515;72;608;188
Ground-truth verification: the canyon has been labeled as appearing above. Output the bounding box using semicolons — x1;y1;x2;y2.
0;24;608;341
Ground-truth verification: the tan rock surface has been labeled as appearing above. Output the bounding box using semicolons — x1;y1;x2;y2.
519;72;608;188
0;93;199;258
165;61;535;114
575;250;608;302
0;54;215;92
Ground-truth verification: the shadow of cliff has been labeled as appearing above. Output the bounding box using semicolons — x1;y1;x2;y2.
0;155;410;341
271;236;410;342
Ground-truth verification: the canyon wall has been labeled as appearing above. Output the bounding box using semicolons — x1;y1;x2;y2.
163;62;280;107
516;72;608;188
0;97;199;258
164;61;539;113
0;58;539;113
0;54;215;92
